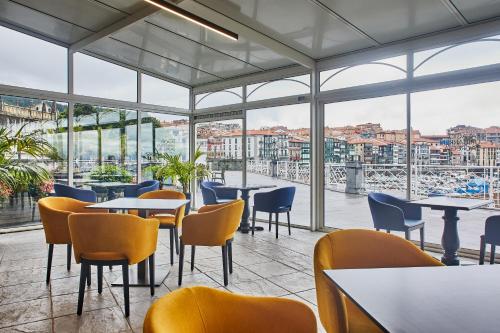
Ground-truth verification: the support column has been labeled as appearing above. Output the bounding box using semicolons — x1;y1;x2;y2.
189;88;196;209
406;51;414;200
67;51;74;186
136;72;142;183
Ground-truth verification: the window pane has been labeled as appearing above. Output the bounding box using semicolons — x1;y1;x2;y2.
195;87;242;109
140;112;189;182
412;82;500;250
0;26;67;92
0;95;68;228
73;104;137;195
320;55;406;91
324;95;407;229
195;119;243;208
414;35;500;77
246;104;310;227
246;75;310;101
141;74;189;109
74;53;137;102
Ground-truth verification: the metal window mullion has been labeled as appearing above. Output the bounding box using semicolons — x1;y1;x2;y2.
67;51;74;186
137;71;142;183
311;64;324;231
406;52;414;200
189;87;197;208
242;85;247;187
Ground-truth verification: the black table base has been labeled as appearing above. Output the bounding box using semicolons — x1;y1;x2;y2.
441;208;460;266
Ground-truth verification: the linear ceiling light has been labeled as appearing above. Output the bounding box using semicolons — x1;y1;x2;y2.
144;0;239;41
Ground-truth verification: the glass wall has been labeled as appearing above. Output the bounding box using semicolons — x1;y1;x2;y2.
246;75;310;101
195;119;243;208
195;87;243;109
246;104;310;227
324;95;407;230
141;112;189;183
141;74;190;109
0;95;68;227
73;104;137;199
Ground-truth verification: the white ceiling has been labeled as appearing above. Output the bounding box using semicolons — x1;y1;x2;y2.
0;0;499;86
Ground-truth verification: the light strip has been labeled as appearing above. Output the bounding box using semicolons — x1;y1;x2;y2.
144;0;238;41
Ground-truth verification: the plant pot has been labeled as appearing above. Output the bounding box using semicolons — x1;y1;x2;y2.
184;192;191;215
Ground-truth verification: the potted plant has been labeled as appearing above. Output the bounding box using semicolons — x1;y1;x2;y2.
89;164;133;183
155;147;210;214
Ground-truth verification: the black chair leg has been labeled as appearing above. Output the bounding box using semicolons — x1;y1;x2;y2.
268;213;272;231
251;207;256;236
77;263;87;315
222;245;228;286
169;228;174;265
228;240;233;274
97;265;103;294
109;265;113;270
419;227;425;251
149;254;155;296
174;228;179;255
275;212;279;239
67;244;72;271
479;235;486;265
491;244;496;265
178;241;185;286
46;244;54;284
287;211;291;235
404;230;410;241
86;264;91;287
191;246;196;271
122;264;130;317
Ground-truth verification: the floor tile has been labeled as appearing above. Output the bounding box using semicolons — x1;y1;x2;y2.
271;271;316;293
52;289;116;317
227;278;289;297
244;261;298;278
0;281;50;305
0;298;51;328
0;319;53;333
53;307;131;332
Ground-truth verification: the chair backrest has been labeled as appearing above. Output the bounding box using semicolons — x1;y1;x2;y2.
139;190;187;227
182;200;244;246
200;182;218;205
54;183;97;203
254;186;296;212
367;192;406;230
38;197;94;244
201;181;223;189
143;286;317;333
68;213;159;265
314;229;443;333
484;215;500;243
125;180;160;197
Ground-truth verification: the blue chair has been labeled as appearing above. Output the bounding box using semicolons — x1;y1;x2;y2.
54;183;97;203
123;180;160;198
251;187;296;238
367;192;425;250
479;216;500;265
200;181;238;205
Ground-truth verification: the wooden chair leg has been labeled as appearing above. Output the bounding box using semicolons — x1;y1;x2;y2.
169;228;174;265
228;240;233;274
174;228;179;255
222;245;228;286
67;244;72;271
77;263;87;315
178;241;184;286
490;244;496;265
251;207;256;236
275;212;279;239
149;254;155;296
46;244;54;284
419;227;425;250
287;211;291;235
190;246;196;271
479;235;486;265
86;264;91;287
97;265;103;294
268;213;272;231
122;264;130;317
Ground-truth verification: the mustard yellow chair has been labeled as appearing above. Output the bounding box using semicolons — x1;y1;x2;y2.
143;286;317;333
179;200;244;286
68;213;159;317
314;229;443;333
131;190;186;265
38;196;106;284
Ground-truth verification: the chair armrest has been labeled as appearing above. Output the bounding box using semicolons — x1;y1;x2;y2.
400;201;422;220
198;201;235;213
371;201;406;230
214;187;238;200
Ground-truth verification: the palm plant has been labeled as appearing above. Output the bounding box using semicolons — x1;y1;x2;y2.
0;125;57;197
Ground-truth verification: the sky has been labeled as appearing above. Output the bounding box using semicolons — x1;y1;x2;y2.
0;26;499;136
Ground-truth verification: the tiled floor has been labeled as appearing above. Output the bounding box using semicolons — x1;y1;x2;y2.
0;222;328;332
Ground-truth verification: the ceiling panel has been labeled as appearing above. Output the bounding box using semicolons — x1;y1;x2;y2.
0;0;91;44
96;0;147;14
320;0;462;44
87;37;221;85
146;11;294;70
112;20;261;78
195;0;373;59
451;0;500;22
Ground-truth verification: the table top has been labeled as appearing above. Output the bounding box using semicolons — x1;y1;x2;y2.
86;198;190;210
86;182;133;188
411;196;492;210
324;265;500;333
215;184;276;191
